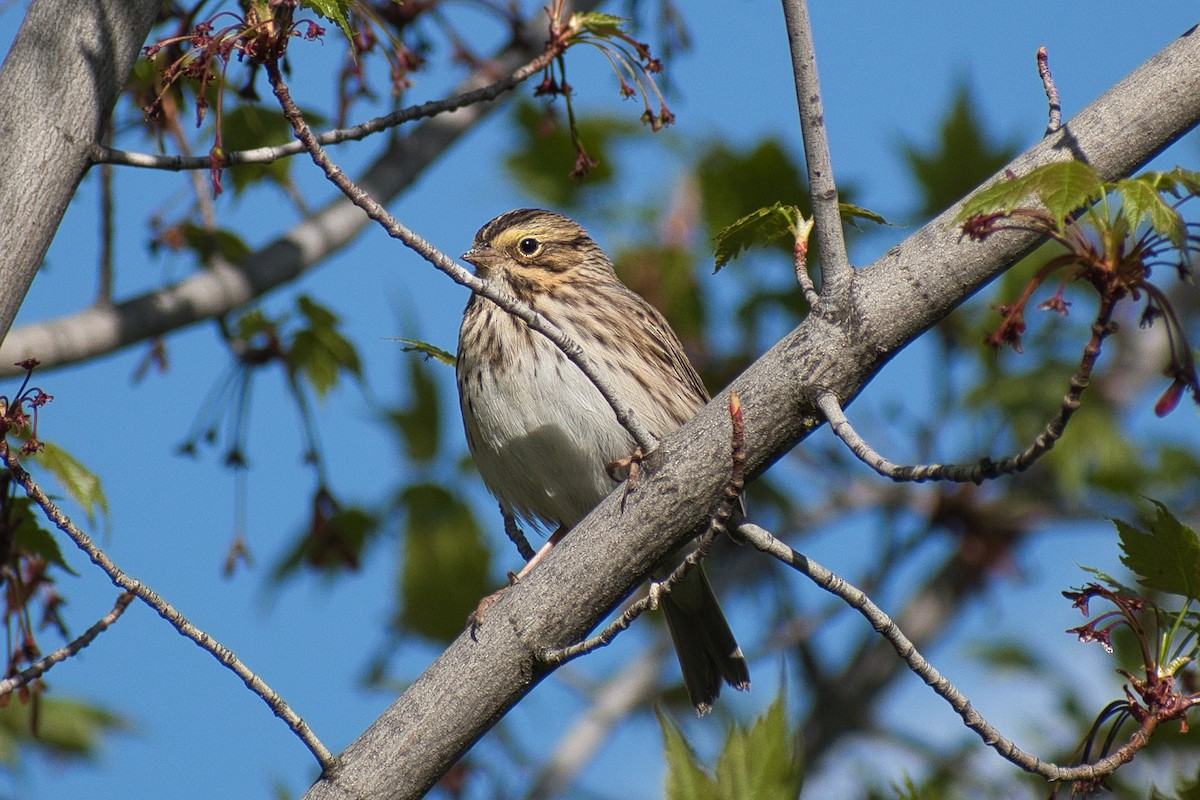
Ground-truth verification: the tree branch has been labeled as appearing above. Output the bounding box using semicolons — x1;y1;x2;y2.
0;2;601;377
91;39;560;171
300;27;1200;800
780;0;851;304
0;591;134;697
735;521;1159;783
0;441;333;771
0;0;163;344
816;297;1116;482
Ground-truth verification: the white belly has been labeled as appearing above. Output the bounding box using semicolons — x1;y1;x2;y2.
459;331;634;530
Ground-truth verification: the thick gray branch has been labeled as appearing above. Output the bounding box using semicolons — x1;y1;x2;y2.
302;24;1200;800
0;0;162;345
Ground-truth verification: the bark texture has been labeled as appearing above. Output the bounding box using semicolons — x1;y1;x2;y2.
0;0;162;342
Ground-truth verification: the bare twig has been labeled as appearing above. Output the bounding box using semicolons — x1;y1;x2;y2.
780;0;851;304
0;441;334;770
265;62;656;452
0;591;134;697
793;222;819;308
735;520;1159;783
817;302;1117;483
1038;46;1062;136
92;48;560;171
541;391;746;665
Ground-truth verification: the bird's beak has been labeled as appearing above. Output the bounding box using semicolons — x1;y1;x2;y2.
462;244;496;274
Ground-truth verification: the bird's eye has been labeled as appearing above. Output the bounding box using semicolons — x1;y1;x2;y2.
517;237;541;256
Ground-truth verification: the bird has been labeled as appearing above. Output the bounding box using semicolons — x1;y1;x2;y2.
455;208;749;714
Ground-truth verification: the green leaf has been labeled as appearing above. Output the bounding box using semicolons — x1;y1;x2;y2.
839;202;891;229
12;498;77;575
505;102;638;206
657;708;716;800
1115;500;1200;600
958;161;1103;230
179;223;252;264
32;442;108;529
902;85;1020;220
0;695;128;763
697;139;809;242
391;338;456;367
219;105;295;195
712;203;807;271
1076;564;1140;598
302;0;353;44
1114;176;1186;248
398;484;490;642
572;11;628;37
272;488;381;579
712;694;803;800
659;695;803;800
387;355;441;463
290;296;362;399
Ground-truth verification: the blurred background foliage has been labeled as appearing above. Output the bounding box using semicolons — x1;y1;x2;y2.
1;1;1198;798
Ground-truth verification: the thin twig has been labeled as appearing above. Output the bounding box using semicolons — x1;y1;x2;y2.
818;302;1117;483
92;48;559;171
1038;46;1062;136
265;62;656;452
0;591;134;697
780;0;851;304
0;441;334;771
541;391;746;665
735;520;1159;784
793;222;819;308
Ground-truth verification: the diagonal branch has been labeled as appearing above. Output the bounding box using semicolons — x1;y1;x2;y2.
0;591;134;697
735;521;1159;784
0;441;333;770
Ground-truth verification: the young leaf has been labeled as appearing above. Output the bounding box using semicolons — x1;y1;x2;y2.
398;484;490;642
180;223;252;264
571;12;628;37
657;708;716;800
712;694;803;800
302;0;353;44
1114;500;1200;601
32;442;108;528
1032;161;1104;228
658;694;803;800
839;202;890;229
290;296;362;399
12;502;78;575
387;355;441;463
713;203;806;271
958;161;1103;230
391;338;456;367
1114;176;1186;249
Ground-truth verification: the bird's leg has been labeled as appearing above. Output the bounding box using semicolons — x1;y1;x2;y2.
606;446;645;494
511;524;568;582
469;524;569;636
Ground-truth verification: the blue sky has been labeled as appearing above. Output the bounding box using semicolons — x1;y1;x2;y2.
0;2;1197;798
